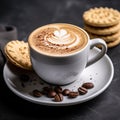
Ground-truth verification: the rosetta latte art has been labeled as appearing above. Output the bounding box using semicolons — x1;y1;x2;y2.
45;29;80;49
29;24;88;56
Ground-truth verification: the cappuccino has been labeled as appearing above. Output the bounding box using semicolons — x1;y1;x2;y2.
28;23;88;56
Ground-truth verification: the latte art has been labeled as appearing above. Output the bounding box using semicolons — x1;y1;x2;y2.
48;29;74;45
46;29;79;49
54;29;67;38
28;23;88;56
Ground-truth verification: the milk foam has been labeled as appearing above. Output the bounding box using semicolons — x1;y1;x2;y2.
54;29;67;37
28;23;88;56
46;29;77;47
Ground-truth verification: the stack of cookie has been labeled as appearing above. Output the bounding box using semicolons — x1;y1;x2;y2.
83;7;120;48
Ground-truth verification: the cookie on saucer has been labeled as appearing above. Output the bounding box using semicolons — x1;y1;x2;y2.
4;40;32;70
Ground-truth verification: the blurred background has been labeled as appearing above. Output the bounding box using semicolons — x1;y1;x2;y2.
0;0;120;40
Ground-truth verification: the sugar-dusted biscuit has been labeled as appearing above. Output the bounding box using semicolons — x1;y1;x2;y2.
88;30;120;42
84;22;120;35
83;7;120;27
4;40;32;70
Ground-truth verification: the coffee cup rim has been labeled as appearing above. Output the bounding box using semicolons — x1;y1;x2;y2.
28;23;90;58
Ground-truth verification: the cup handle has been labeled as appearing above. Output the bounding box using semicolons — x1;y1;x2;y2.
86;38;107;67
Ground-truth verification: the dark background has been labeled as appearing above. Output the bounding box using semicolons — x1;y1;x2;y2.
0;0;120;120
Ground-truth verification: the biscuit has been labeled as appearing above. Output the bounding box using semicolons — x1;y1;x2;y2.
84;22;120;35
95;37;120;48
88;30;120;42
4;40;32;70
83;7;120;27
107;37;120;48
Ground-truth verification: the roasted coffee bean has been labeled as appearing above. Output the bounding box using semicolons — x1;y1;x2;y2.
32;89;42;97
19;74;30;82
69;91;79;98
54;93;63;102
43;86;53;92
48;90;57;98
32;81;95;102
42;86;53;95
54;86;62;93
62;89;70;96
82;82;94;89
78;87;88;95
21;82;25;88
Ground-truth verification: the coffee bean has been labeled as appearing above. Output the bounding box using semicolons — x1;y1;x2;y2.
62;89;70;96
82;82;94;89
19;74;30;82
54;93;63;102
78;87;88;95
69;91;79;98
43;86;53;92
48;90;57;98
31;82;95;102
32;89;42;97
21;82;25;88
42;86;53;95
54;86;62;93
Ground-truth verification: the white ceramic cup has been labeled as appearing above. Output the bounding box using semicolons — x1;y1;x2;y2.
28;24;107;85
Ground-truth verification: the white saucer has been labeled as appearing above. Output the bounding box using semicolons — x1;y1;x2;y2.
3;48;114;106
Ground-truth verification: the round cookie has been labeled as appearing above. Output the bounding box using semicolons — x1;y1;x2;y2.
107;37;120;48
95;37;120;48
88;30;120;42
84;22;120;35
4;40;32;70
83;7;120;27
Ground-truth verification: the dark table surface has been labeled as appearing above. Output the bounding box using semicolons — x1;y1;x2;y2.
0;0;120;120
